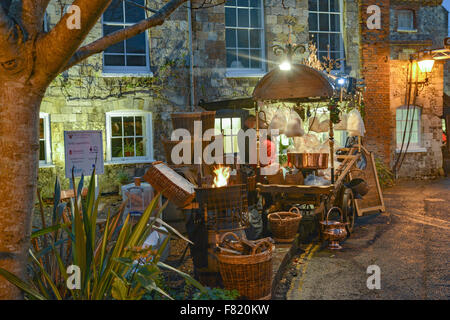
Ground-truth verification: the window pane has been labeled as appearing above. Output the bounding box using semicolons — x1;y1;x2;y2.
222;118;231;130
232;118;242;134
330;0;340;12
126;33;146;54
103;0;123;22
238;9;249;27
233;136;239;153
104;25;125;53
319;13;329;31
105;54;125;66
135;117;143;136
112;138;123;157
319;33;329;51
250;0;260;7
330;33;341;52
124;138;135;157
250;29;261;48
237;29;249;48
308;0;317;11
111;117;122;136
238;49;250;68
126;55;147;66
39;140;46;161
330;14;340;32
125;0;145;23
136;137;145;156
250;50;261;68
39;118;44;139
224;136;232;154
226;29;237;48
309;13;318;31
227;49;239;68
237;0;248;6
225;8;236;27
123;117;135;136
250;9;260;27
226;0;236;6
319;0;328;11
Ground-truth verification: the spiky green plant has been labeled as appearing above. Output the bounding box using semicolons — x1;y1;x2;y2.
0;170;205;300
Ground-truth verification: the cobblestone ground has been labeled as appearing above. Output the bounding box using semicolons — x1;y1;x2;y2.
285;178;450;300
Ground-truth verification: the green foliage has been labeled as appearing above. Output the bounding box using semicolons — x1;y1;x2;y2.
116;170;130;185
0;171;205;300
375;158;395;189
193;287;240;300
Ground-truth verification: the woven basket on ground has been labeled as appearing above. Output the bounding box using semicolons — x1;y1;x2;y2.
143;161;195;208
217;232;273;300
171;112;202;136
268;207;302;243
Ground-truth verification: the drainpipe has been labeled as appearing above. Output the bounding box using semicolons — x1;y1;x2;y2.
188;1;195;111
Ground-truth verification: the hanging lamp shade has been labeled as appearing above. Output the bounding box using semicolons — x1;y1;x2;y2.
252;64;334;100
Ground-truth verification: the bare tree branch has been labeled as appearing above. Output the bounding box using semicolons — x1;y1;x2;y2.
63;0;188;71
35;0;113;81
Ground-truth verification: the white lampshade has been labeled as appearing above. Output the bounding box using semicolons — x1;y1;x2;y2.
418;57;435;73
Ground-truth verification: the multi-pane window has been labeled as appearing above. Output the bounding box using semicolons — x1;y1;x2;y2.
308;0;343;67
106;111;153;161
215;117;242;154
102;0;149;73
396;106;421;149
225;0;264;70
397;10;415;31
39;113;52;165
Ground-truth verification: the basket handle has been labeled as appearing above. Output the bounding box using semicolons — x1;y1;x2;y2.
325;207;344;224
219;232;240;245
270;212;283;220
289;207;302;216
251;240;271;255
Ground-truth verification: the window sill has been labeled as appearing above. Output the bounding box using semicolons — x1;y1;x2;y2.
101;72;154;78
397;29;418;33
395;147;427;153
225;70;266;78
39;163;55;169
105;159;155;166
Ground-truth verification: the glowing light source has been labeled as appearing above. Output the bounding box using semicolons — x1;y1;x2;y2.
337;78;346;86
279;61;292;71
418;55;435;74
213;166;231;188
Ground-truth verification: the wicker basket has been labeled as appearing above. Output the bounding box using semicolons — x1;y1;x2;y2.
268;207;302;243
162;138;195;165
171;112;202;136
201;111;216;134
143;161;196;208
217;232;273;300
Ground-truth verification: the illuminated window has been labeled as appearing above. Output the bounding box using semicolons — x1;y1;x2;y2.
215;117;242;154
396;106;421;149
106;111;153;162
39;113;52;165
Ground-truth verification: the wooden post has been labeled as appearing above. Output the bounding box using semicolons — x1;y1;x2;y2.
256;101;261;177
329;110;335;184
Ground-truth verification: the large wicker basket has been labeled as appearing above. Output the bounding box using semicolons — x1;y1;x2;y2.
143;161;195;208
268;207;302;243
171;112;202;136
162;138;194;165
217;233;273;300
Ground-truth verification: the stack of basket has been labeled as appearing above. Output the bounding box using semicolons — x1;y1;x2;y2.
216;232;274;300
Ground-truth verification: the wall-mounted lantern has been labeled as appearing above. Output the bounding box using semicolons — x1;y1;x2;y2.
417;52;435;74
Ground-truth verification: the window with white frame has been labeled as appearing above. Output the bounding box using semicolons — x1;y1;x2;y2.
215;117;242;154
106;111;153;162
397;10;415;31
39;113;52;165
102;0;150;73
396;106;421;149
308;0;344;68
225;0;265;72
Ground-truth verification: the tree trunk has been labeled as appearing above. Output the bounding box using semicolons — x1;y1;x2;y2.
0;81;44;299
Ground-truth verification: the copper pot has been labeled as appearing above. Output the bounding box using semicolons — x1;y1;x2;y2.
320;207;347;250
288;153;329;170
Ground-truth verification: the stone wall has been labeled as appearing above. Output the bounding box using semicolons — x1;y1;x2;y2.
390;60;444;178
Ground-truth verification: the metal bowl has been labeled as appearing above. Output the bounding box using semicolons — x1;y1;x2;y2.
288;153;329;170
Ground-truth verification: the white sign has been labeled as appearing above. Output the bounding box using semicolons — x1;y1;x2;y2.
64;131;104;178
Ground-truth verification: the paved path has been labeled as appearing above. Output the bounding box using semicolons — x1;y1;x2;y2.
286;178;450;300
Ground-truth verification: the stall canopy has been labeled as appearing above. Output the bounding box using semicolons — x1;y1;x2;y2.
252;64;334;101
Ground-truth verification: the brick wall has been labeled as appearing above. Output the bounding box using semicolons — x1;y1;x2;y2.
360;0;393;164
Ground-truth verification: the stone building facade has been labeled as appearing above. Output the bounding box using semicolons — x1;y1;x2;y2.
37;0;448;197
